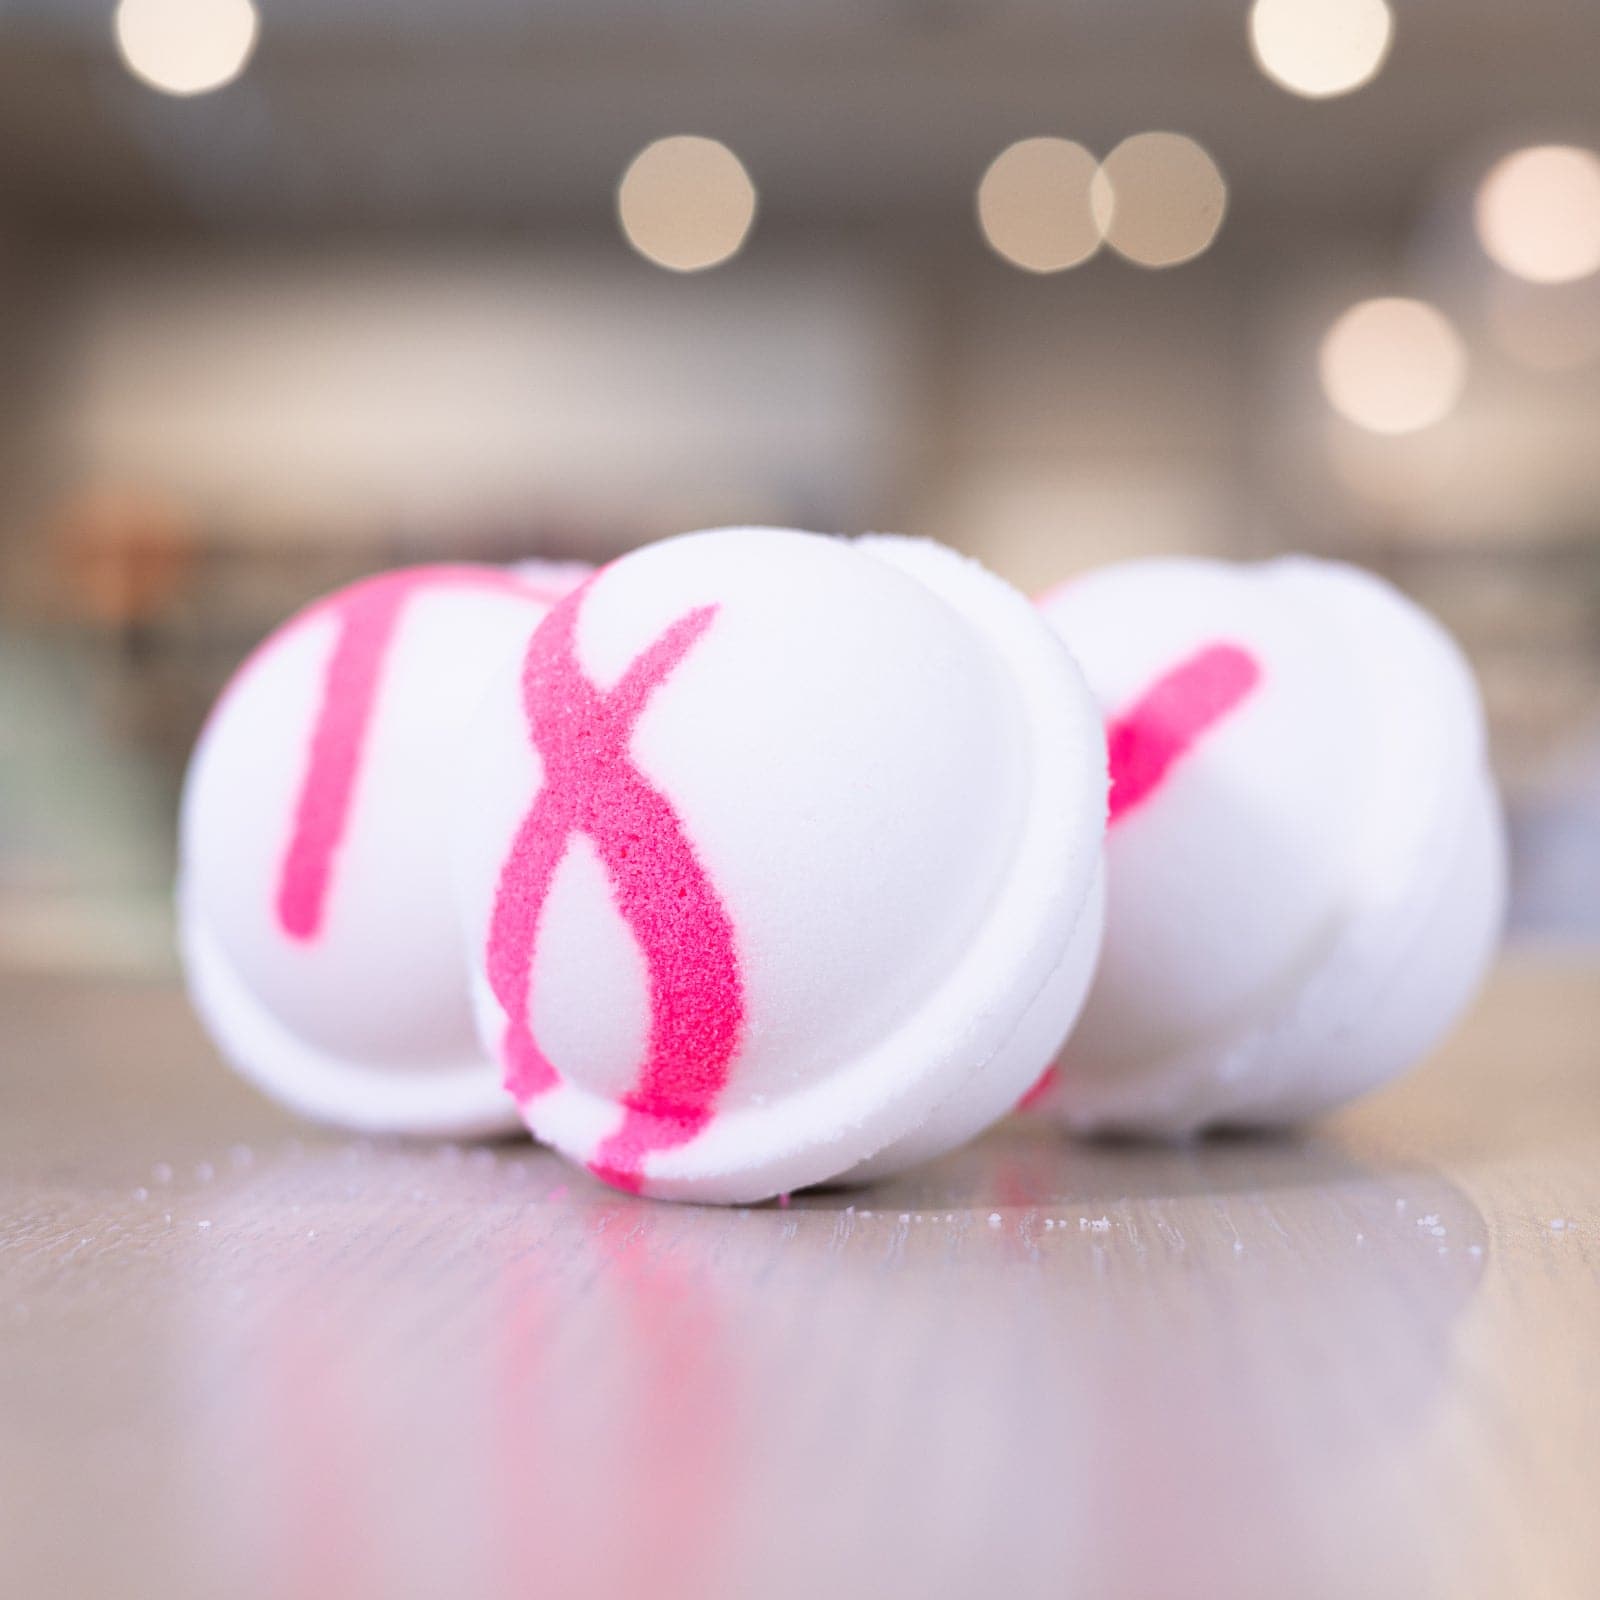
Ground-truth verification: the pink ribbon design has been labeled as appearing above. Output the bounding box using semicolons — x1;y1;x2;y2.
485;580;744;1192
1021;639;1262;1108
275;564;548;942
1105;641;1261;826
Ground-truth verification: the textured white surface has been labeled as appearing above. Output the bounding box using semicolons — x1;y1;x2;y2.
1041;556;1505;1135
454;528;1107;1201
179;568;564;1136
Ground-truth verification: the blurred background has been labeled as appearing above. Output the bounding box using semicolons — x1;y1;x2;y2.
1;0;1598;975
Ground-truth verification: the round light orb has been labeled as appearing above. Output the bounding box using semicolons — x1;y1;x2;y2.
114;0;259;97
1090;133;1227;269
1319;298;1467;435
1474;145;1600;285
1248;0;1394;99
976;138;1103;273
617;136;757;273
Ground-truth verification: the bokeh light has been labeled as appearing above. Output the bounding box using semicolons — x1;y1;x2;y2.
617;136;757;273
1474;145;1600;285
113;0;259;97
976;138;1102;273
1091;133;1227;268
1248;0;1393;99
1319;297;1467;434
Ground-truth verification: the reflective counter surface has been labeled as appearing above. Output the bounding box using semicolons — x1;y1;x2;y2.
3;957;1597;1599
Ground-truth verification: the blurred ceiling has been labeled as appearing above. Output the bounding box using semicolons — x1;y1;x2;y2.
1;1;1599;239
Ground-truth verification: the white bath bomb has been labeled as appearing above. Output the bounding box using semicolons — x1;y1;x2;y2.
452;527;1107;1203
1035;556;1504;1137
179;562;584;1137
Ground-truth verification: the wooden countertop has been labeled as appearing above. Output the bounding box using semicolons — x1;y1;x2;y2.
3;956;1598;1599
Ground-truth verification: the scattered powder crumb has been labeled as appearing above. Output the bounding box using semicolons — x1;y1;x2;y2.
1090;1217;1111;1232
1468;1245;1483;1257
858;1210;873;1218
1395;1198;1407;1211
1549;1218;1568;1231
307;1229;317;1240
1417;1213;1440;1228
1431;1225;1446;1237
197;1220;211;1231
1355;1233;1365;1244
1233;1240;1245;1254
988;1212;1002;1227
899;1213;911;1223
131;1187;149;1203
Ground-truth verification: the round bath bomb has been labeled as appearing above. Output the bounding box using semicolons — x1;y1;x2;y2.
451;527;1107;1203
1034;556;1504;1137
179;561;584;1137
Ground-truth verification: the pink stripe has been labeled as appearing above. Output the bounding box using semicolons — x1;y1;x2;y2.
274;564;541;942
485;579;744;1192
1105;642;1261;826
1016;640;1262;1112
1016;1065;1059;1111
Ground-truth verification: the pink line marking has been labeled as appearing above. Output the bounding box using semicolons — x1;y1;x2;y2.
486;579;744;1193
1105;642;1261;826
1017;1065;1059;1111
1017;640;1262;1112
275;564;539;942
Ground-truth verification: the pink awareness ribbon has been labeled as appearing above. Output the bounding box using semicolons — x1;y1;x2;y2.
1019;639;1262;1108
1105;641;1261;825
275;564;549;942
485;579;745;1192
